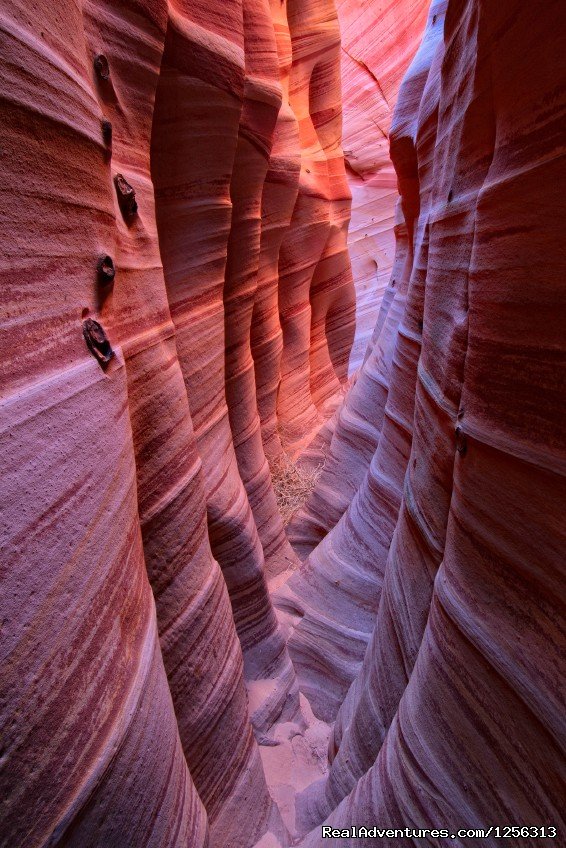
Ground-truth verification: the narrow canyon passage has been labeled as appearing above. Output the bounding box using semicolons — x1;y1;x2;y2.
1;1;564;847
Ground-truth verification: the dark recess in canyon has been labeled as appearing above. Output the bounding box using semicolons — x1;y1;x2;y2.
1;0;564;846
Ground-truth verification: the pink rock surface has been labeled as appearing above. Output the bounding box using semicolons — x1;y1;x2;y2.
344;169;398;371
337;0;429;371
285;0;432;559
296;0;566;841
2;0;565;844
151;0;299;736
276;0;356;453
279;1;446;723
286;198;409;560
252;0;300;465
1;0;360;840
0;0;305;843
81;1;286;843
225;0;300;584
0;2;207;843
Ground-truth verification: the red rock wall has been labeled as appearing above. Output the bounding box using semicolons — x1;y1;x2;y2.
253;0;301;467
277;0;356;453
3;0;564;844
338;0;429;370
1;0;354;844
150;0;300;740
0;2;208;845
284;0;432;560
279;0;447;722
253;1;300;466
290;0;566;841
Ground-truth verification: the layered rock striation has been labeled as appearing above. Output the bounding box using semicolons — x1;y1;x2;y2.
1;0;565;846
276;0;356;453
280;0;447;721
337;0;429;370
1;0;352;844
290;0;566;841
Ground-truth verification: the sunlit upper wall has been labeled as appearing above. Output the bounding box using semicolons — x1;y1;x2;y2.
337;0;430;371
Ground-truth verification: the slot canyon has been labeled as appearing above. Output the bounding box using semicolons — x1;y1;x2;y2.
1;0;564;845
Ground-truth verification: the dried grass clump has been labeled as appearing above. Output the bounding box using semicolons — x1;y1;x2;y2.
270;453;323;526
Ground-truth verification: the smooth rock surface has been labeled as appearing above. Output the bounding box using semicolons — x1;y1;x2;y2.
279;0;447;722
296;0;566;841
338;0;429;371
2;1;564;846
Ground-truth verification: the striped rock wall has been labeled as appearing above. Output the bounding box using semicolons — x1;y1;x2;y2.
2;0;564;846
287;0;566;842
338;0;429;371
0;0;354;844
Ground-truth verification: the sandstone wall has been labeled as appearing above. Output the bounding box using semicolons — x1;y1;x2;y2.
2;0;564;846
280;0;447;718
337;0;429;370
0;0;353;845
287;0;566;841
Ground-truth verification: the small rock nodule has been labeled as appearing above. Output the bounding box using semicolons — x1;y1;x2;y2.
83;318;114;366
101;118;112;147
114;174;138;217
97;254;115;285
455;425;467;456
94;54;110;81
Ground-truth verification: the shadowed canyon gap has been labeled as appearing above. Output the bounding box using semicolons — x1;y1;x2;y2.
0;1;564;847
